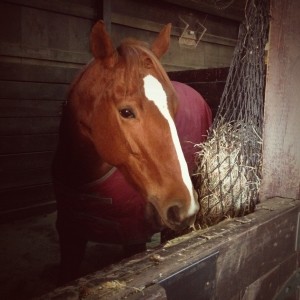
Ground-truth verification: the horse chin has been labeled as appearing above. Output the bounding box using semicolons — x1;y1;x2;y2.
145;202;165;232
145;202;193;232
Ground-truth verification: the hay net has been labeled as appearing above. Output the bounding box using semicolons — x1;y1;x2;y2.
195;0;270;227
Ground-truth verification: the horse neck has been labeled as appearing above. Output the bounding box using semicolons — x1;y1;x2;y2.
53;113;113;187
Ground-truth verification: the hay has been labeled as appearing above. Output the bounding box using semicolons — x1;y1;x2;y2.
192;0;269;228
99;280;127;291
194;122;262;227
98;280;144;295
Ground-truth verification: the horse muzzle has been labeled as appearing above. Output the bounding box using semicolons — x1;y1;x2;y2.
145;197;199;232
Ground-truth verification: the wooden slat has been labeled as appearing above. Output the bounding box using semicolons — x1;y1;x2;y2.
241;254;298;299
0;61;81;84
0;201;56;224
0;167;52;190
0;41;92;65
0;152;54;172
0;152;54;189
0;2;93;63
0;117;60;135
0;81;68;100
0;99;63;117
111;13;237;47
163;0;246;22
5;0;96;19
0;184;55;211
168;68;228;117
0;0;95;222
188;82;225;117
168;67;229;83
98;0;112;33
0;134;58;154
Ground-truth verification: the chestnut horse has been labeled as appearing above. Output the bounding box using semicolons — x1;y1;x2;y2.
52;20;212;283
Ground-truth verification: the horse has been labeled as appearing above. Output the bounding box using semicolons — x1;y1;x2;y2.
52;20;212;284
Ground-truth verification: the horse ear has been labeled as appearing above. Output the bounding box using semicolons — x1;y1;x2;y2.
90;20;117;67
151;23;172;59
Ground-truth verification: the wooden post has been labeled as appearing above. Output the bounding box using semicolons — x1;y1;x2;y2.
97;0;111;33
260;0;300;201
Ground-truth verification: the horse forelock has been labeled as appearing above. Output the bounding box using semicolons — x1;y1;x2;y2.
117;39;175;97
67;39;174;105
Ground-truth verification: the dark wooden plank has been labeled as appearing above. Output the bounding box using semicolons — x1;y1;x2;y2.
0;61;81;84
0;184;55;211
113;0;240;38
261;0;300;200
0;117;60;135
5;0;96;19
0;2;22;44
0;152;54;172
0;2;93;63
241;254;298;300
0;167;52;190
168;67;229;83
0;201;56;224
168;68;227;118
188;82;225;117
0;42;92;65
40;197;300;299
164;0;246;22
111;13;237;47
0;81;68;100
98;0;111;33
0;134;58;154
0;99;63;117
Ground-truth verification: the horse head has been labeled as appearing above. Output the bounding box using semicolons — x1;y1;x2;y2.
68;21;199;231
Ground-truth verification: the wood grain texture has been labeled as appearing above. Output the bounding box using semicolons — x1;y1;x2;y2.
261;0;300;201
40;197;300;299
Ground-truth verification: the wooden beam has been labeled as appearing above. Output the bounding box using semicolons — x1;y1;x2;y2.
40;197;300;299
4;0;96;19
111;13;237;47
260;0;300;200
163;0;246;22
97;0;111;33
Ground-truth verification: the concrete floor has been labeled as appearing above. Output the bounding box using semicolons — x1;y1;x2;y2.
0;212;132;299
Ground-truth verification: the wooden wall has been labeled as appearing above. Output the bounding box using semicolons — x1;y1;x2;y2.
110;0;240;71
260;0;300;201
0;0;240;221
168;67;229;118
0;0;96;221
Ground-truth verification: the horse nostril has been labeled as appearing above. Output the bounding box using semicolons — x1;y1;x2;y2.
167;205;181;224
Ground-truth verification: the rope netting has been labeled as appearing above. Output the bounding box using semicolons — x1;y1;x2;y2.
194;0;270;227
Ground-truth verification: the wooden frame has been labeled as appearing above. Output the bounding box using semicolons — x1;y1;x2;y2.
41;198;300;299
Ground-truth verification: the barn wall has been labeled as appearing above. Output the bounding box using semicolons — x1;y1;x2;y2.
110;0;239;71
260;0;300;201
0;0;96;221
0;0;240;221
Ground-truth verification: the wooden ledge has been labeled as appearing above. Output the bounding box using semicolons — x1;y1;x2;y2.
40;197;300;299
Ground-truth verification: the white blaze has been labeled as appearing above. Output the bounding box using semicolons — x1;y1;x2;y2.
143;74;198;216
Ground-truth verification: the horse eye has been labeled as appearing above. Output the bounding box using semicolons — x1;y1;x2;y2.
119;108;135;119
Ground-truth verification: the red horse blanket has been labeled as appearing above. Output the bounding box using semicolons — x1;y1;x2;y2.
57;81;212;245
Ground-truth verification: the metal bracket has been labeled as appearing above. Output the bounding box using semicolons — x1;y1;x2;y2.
178;16;207;48
159;252;218;300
